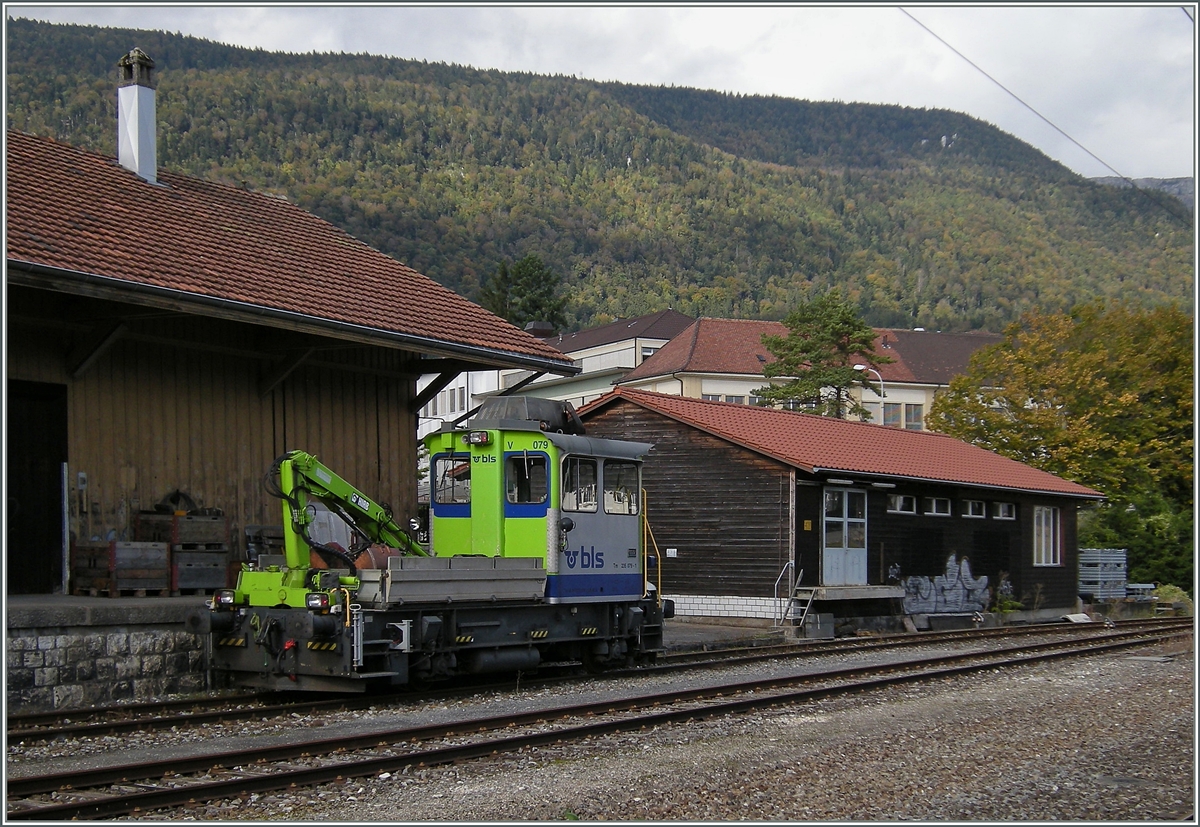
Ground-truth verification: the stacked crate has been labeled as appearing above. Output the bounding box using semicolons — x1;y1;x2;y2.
136;513;231;595
1078;548;1127;601
70;540;171;597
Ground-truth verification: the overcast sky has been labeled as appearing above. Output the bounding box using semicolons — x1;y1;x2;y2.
8;4;1197;179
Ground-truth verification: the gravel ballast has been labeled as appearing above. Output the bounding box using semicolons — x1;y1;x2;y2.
10;638;1194;821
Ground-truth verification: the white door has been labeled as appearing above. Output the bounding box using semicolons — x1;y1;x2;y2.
822;488;867;586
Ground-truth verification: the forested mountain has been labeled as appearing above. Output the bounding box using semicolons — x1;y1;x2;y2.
6;18;1193;332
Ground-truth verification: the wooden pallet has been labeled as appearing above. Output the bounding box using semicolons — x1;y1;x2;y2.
71;540;170;598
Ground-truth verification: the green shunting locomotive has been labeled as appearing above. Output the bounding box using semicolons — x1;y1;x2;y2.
186;398;672;692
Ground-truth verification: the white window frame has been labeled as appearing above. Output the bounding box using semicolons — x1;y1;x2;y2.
904;403;924;430
883;402;902;428
993;502;1016;520
725;395;745;405
923;497;951;516
963;500;986;518
887;494;917;514
1033;505;1062;566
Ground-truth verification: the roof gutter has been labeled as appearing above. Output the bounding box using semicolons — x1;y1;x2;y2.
809;467;1104;500
8;260;580;376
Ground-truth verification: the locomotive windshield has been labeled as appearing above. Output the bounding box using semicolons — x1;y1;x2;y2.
433;454;471;504
562;457;598;512
505;453;548;504
603;460;640;516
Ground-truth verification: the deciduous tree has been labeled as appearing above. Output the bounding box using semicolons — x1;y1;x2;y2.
928;302;1193;590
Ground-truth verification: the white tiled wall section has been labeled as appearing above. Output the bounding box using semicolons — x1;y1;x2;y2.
666;593;781;620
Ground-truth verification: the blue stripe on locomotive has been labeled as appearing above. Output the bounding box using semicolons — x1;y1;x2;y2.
546;572;645;600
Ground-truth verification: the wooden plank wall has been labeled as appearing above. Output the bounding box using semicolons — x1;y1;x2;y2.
581;398;1081;610
7;291;418;563
582;401;793;598
803;477;1080;610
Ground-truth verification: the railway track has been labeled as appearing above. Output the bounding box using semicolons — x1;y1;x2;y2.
6;621;1190;821
7;616;1189;742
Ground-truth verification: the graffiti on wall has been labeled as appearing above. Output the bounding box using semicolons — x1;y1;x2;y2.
901;553;991;614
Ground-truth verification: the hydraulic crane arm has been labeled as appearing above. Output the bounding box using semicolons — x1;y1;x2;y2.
268;450;429;571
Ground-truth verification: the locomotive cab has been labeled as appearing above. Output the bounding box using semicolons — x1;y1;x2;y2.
425;398;653;604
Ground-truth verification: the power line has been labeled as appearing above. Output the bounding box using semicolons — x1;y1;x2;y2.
899;8;1129;181
902;7;1190;225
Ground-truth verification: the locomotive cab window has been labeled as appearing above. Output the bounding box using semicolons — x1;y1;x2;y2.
506;453;548;504
603;461;640;515
433;454;471;504
562;457;598;512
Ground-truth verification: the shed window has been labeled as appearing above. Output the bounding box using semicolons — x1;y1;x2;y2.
562;457;598;513
1033;505;1062;566
824;488;867;551
993;502;1016;520
603;461;640;516
887;494;917;514
923;497;951;516
963;500;986;518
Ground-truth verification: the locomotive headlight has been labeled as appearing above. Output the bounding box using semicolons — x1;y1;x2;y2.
305;592;331;611
214;589;237;607
465;431;491;445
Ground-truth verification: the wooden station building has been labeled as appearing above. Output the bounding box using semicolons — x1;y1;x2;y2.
579;388;1103;627
5;50;575;595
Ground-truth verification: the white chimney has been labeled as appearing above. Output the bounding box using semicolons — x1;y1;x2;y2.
117;48;157;183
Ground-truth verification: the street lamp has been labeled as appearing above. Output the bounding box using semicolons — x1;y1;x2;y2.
853;364;886;398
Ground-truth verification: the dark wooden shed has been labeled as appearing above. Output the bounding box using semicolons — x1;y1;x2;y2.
580;388;1103;623
6;128;575;594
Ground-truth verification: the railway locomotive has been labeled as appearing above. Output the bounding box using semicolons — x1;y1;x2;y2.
186;398;671;692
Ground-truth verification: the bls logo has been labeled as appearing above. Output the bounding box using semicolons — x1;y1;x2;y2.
563;545;605;570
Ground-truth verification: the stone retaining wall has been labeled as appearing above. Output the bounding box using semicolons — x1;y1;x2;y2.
6;596;208;713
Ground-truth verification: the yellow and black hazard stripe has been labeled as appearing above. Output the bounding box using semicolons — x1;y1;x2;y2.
455;634;474;644
306;641;338;651
216;636;246;647
529;629;549;640
579;627;598;636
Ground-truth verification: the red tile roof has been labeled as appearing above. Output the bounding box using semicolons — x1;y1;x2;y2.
5;130;572;371
580;388;1103;498
618;317;1002;386
619;318;786;381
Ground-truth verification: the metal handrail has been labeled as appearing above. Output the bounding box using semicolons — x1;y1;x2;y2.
773;561;795;626
641;489;664;602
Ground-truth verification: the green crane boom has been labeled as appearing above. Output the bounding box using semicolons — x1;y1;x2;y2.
274;450;428;572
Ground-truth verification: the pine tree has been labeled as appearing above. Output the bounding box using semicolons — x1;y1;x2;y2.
479;254;568;333
754;291;892;419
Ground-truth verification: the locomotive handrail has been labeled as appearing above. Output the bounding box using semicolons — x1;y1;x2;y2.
641;488;664;603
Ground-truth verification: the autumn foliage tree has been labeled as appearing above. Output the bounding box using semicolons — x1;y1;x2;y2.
755;291;893;419
928;303;1194;590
